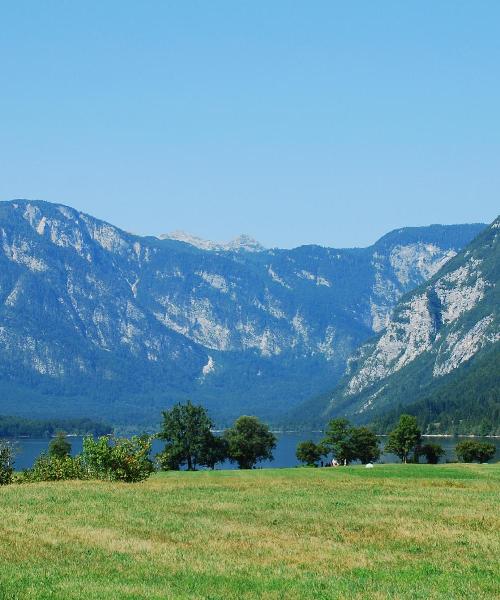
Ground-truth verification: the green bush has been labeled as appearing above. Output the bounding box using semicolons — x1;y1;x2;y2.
419;442;445;464
20;454;85;483
19;435;154;483
81;435;154;482
455;440;496;463
0;440;15;485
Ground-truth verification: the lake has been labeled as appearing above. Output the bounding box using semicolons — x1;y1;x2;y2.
8;432;500;471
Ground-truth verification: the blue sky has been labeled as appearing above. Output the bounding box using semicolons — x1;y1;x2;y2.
1;1;498;248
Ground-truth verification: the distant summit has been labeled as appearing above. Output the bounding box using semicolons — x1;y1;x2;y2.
159;230;265;253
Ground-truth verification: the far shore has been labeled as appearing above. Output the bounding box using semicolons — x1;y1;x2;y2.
3;431;499;439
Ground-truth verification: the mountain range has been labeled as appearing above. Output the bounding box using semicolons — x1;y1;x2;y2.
0;199;488;428
294;217;499;435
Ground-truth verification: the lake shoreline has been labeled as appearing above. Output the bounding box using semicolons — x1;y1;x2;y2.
8;432;500;471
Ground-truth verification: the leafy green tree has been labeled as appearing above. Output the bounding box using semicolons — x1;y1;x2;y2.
322;418;356;465
385;415;421;463
0;440;15;485
351;427;381;464
455;440;496;463
156;445;182;471
296;440;325;467
199;434;228;470
419;442;445;464
157;401;214;471
224;416;276;469
49;431;71;459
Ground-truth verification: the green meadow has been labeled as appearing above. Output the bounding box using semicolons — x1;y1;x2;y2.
1;464;499;599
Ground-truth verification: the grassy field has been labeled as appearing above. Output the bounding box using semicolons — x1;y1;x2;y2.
0;464;499;599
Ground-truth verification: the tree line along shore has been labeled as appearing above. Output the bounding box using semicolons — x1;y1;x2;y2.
0;402;497;486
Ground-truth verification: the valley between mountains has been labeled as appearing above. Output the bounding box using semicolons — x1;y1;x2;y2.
0;199;495;431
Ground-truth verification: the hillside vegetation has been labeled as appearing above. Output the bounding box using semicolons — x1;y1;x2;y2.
373;345;500;435
0;416;111;438
1;465;499;599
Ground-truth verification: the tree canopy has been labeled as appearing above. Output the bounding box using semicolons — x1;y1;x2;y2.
321;419;380;465
455;440;496;463
224;416;276;469
48;431;72;459
296;440;325;467
157;401;226;471
385;415;421;463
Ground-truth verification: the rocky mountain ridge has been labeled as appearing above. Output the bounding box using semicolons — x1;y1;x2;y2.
0;199;486;425
297;216;499;431
159;231;265;253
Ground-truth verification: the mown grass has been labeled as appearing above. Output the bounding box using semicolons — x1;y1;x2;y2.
0;464;499;599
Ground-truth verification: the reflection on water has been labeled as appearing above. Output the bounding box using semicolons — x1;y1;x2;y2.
8;432;500;471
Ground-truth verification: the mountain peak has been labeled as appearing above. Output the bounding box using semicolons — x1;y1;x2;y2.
159;230;265;252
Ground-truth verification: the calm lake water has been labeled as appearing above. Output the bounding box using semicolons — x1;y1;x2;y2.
9;432;500;471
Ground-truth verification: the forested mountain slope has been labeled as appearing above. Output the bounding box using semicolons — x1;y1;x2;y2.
295;217;499;434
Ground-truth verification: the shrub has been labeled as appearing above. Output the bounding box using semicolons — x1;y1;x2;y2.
419;442;445;464
455;440;496;463
81;434;154;482
0;440;15;485
20;454;85;483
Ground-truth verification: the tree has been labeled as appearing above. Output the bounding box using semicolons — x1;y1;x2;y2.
224;416;276;469
455;440;496;463
296;440;325;467
419;442;445;464
322;418;356;465
351;427;381;464
385;415;421;463
157;401;214;471
156;445;182;471
199;434;228;470
49;431;71;459
0;440;15;485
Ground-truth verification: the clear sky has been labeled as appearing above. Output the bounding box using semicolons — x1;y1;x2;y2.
1;2;498;248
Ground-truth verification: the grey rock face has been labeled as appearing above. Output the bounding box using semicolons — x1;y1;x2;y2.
309;217;499;424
